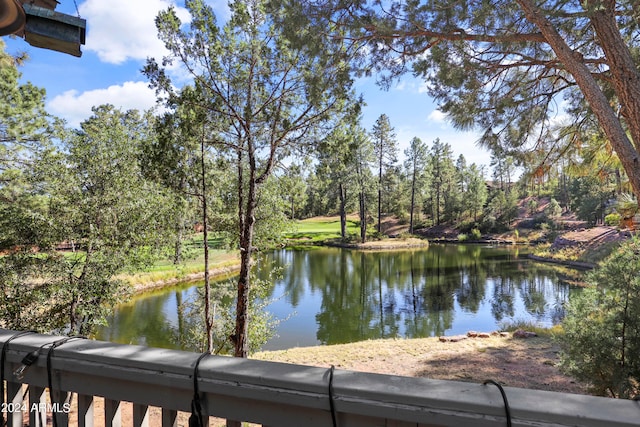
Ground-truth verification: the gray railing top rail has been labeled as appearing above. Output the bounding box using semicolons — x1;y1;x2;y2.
1;329;639;427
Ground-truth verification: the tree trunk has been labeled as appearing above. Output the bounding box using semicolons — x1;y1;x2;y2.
359;190;367;243
173;179;187;264
377;155;383;233
69;291;78;334
339;182;347;240
234;149;257;358
409;166;416;234
518;0;640;206
234;238;252;358
435;184;441;225
173;225;183;265
200;135;213;354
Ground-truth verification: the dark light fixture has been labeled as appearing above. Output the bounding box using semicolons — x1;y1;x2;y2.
22;3;86;57
0;0;26;36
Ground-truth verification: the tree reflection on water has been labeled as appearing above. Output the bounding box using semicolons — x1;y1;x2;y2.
98;244;583;351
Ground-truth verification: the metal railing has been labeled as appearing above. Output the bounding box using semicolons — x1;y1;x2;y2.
1;329;638;427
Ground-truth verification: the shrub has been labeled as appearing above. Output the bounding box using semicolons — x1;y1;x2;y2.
559;238;640;398
604;213;621;226
470;228;482;240
412;218;431;229
396;212;408;225
545;198;562;218
397;231;412;240
479;215;497;233
616;193;638;219
457;233;468;242
500;320;558;338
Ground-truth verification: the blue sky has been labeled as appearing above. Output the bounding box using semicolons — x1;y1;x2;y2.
5;0;492;169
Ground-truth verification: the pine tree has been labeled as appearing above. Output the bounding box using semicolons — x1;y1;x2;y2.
147;0;352;358
293;1;640;206
371;114;398;233
404;137;428;233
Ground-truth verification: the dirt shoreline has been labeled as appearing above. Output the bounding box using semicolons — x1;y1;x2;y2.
253;334;590;395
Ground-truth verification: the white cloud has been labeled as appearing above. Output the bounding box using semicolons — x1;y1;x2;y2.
427;109;447;123
48;81;160;128
394;80;407;91
417;81;430;94
79;0;191;64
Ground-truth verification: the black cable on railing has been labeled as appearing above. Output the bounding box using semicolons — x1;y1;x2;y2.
483;379;512;427
0;331;36;427
189;352;210;427
328;365;338;427
46;336;83;427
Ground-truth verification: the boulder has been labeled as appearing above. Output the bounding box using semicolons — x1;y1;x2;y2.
513;329;538;339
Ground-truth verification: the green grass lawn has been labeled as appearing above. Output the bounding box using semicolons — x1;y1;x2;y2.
284;216;361;242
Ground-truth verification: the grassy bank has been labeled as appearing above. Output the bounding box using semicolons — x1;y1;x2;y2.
284;216;362;243
118;216;414;291
120;217;357;290
284;216;428;249
533;240;622;266
118;250;240;291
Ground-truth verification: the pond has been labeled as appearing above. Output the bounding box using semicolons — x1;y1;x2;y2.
96;244;583;351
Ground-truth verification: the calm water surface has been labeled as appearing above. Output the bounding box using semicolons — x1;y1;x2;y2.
97;244;582;350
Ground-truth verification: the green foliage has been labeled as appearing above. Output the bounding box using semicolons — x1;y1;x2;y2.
0;40;57;253
545;198;562;219
482;189;518;231
412;217;431;230
500;320;559;338
464;163;487;222
615;193;638;219
397;231;412;240
457;233;468;242
278;164;308;220
479;214;497;233
470;228;482;240
604;213;621;226
371;114;398;169
0;40;50;151
0;252;64;332
569;176;613;225
560;238;640;398
172;260;281;355
371;114;398;231
0;105;178;335
404;136;429;232
427;138;457;225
